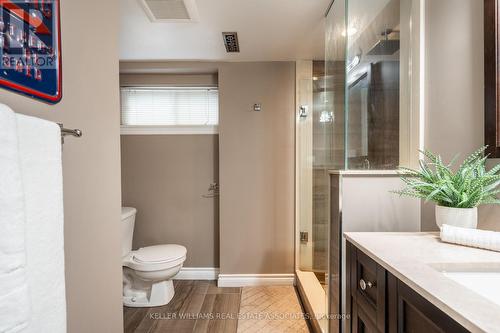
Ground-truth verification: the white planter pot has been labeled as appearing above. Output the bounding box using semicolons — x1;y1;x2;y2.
435;205;478;229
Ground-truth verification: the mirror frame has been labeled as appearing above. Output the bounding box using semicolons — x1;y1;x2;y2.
485;0;500;157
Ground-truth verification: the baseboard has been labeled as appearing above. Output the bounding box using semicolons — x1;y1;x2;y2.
174;270;296;286
217;274;296;287
174;267;219;280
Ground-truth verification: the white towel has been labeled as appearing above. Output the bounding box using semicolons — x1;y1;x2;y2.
440;224;500;252
16;113;66;333
0;105;30;333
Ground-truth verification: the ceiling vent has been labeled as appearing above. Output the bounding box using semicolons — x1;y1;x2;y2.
222;32;240;53
139;0;199;22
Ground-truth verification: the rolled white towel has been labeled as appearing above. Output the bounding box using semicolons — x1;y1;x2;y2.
440;224;500;252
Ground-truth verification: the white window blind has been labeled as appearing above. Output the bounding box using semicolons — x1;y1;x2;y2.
120;87;219;130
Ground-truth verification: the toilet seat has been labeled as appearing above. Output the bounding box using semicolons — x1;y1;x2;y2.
134;244;186;263
123;244;187;272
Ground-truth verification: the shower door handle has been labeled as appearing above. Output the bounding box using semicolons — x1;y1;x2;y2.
299;105;308;118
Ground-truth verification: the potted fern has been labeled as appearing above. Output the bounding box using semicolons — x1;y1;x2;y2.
394;146;500;229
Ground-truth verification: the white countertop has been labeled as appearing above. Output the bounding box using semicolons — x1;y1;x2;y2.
344;232;500;333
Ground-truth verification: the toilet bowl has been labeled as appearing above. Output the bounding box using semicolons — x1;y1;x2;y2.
121;207;187;307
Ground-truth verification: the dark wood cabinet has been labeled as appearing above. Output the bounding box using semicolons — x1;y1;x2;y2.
346;241;470;333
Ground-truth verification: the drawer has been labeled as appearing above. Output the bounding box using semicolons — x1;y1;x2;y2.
355;251;379;306
350;248;386;333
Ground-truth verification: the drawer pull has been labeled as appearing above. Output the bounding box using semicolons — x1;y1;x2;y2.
359;278;375;291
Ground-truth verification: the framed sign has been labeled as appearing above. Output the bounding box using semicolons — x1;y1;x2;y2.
485;0;500;157
0;0;62;104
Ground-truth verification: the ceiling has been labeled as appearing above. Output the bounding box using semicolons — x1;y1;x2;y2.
120;0;331;61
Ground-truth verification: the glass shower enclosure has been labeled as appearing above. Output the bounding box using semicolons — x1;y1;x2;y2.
295;59;332;333
296;0;415;331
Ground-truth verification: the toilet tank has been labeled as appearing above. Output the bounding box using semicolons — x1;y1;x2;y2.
121;207;137;257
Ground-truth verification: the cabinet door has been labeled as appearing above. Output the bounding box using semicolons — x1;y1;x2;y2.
352;301;379;333
393;278;469;333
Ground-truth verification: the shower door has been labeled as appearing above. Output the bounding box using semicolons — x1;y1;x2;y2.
324;1;347;332
296;58;332;333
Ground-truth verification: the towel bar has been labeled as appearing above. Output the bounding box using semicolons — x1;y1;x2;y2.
58;123;82;144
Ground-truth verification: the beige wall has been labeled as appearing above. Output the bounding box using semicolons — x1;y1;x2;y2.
424;0;484;164
218;62;296;274
121;135;219;267
0;0;123;332
120;61;219;74
423;0;500;231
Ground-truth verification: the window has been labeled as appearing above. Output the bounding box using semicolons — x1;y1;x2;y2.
120;87;219;134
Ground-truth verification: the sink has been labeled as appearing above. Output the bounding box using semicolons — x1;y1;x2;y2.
429;262;500;307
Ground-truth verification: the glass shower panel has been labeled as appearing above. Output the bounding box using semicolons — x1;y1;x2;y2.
324;1;346;332
297;60;331;277
346;0;410;169
312;60;329;278
296;59;331;333
296;61;314;272
325;0;347;171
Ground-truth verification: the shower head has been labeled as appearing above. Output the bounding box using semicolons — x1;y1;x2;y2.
366;29;400;56
366;39;400;56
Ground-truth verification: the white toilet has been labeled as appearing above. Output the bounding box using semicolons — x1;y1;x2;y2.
121;207;187;307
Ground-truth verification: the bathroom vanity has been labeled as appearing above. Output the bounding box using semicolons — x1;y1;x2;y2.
328;172;421;333
344;232;500;333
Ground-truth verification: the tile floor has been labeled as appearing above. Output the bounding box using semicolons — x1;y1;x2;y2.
123;280;310;333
